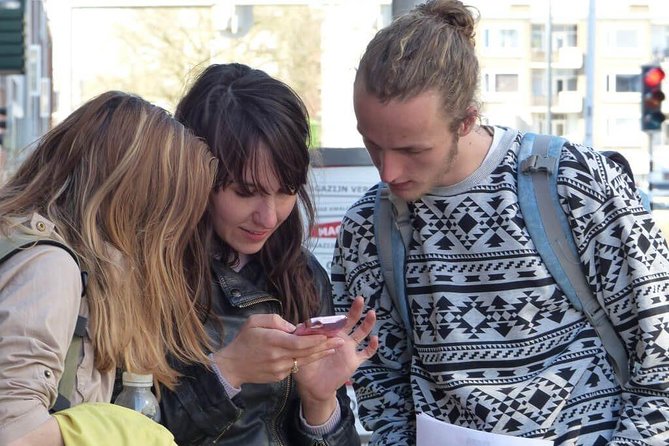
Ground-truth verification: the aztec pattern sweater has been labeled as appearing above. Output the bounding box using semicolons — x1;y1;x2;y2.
332;127;669;446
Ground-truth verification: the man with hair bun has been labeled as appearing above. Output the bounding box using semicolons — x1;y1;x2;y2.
332;0;669;444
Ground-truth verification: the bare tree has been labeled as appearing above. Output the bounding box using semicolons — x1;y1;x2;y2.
87;7;216;111
83;5;322;145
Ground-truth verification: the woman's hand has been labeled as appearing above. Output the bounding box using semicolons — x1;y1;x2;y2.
293;296;378;424
211;313;344;387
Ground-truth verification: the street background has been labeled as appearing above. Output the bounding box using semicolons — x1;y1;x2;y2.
2;0;669;232
2;1;669;443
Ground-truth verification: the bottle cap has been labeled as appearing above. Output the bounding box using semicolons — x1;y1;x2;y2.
122;372;154;387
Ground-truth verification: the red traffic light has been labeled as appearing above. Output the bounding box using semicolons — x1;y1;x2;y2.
643;66;665;88
641;64;666;131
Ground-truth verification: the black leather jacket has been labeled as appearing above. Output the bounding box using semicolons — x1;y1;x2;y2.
160;253;360;446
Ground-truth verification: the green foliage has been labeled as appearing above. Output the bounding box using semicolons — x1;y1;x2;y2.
309;119;321;149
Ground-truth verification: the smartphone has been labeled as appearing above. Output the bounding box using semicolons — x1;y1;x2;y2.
293;315;347;337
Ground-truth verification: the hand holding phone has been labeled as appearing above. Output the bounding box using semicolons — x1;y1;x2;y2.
293;315;347;337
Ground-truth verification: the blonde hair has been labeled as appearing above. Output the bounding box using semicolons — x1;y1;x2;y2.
356;0;480;131
0;91;217;388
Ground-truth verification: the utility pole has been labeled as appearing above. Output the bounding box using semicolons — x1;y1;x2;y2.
546;0;552;134
583;0;595;147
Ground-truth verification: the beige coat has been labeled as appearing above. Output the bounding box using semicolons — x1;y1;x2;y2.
0;214;113;444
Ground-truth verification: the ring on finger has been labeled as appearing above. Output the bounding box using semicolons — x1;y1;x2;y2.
291;358;299;374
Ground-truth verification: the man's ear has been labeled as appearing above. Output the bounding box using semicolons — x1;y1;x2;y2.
458;106;479;136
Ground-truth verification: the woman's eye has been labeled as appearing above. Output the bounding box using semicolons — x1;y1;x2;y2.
233;187;255;197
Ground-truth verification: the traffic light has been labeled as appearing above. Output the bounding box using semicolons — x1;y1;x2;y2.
0;0;25;74
641;64;666;132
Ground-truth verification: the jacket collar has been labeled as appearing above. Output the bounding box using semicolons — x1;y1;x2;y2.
211;257;276;307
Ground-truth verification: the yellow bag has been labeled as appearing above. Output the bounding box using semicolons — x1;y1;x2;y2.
53;402;177;446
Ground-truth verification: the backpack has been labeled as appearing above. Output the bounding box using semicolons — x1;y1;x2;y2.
0;229;88;412
373;131;650;387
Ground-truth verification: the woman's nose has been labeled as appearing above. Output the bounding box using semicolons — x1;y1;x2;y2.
252;196;278;228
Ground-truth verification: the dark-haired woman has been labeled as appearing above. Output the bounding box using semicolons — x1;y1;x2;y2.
159;63;378;445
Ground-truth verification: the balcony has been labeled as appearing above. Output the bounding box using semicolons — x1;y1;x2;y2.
531;46;583;69
555;46;583;69
531;91;583;113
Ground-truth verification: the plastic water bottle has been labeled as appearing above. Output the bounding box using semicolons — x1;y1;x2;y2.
113;372;161;422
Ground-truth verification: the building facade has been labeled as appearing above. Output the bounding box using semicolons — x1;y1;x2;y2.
33;0;669;182
470;0;669;178
0;0;52;177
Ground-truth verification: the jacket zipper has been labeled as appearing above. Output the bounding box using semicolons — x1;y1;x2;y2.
236;295;280;309
241;297;330;446
270;371;292;446
250;295;289;446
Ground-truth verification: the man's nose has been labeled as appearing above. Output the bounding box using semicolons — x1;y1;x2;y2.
378;151;401;184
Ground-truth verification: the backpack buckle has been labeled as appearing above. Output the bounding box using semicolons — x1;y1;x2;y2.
520;154;558;175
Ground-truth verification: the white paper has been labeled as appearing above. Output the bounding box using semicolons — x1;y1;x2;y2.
416;412;553;446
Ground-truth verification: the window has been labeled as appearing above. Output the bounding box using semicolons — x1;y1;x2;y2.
531;24;577;52
483;27;519;50
484;73;519;93
555;70;578;93
556;78;577;93
39;78;51;118
607;74;640;93
651;25;669;59
531;69;578;96
536;114;568;135
495;74;518;92
532;70;546;97
605;27;639;52
531;24;543;51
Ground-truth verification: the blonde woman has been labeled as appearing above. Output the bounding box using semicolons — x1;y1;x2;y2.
0;91;217;445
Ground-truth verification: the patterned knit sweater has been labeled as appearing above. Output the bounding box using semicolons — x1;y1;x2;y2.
331;127;669;446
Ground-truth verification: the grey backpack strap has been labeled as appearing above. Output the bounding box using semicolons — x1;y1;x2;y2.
0;234;88;301
389;193;413;250
375;184;398;308
374;183;413;343
51;314;88;412
518;132;630;386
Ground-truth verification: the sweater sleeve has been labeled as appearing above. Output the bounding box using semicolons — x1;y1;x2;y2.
559;144;669;445
287;384;360;446
331;196;416;446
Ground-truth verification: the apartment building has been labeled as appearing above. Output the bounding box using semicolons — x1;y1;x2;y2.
468;0;669;177
40;0;669;179
0;0;52;175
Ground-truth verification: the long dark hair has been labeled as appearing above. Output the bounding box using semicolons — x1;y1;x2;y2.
176;63;319;323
